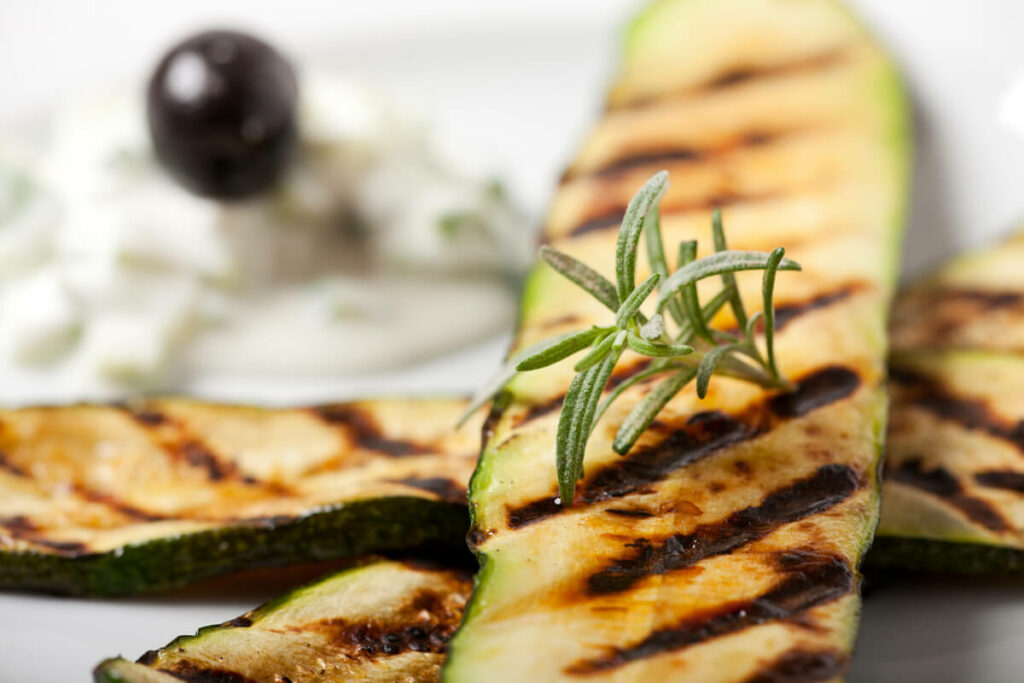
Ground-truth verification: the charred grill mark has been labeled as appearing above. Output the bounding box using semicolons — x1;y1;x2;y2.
122;407;169;427
390;476;466;503
516;395;565;426
326;618;452;656
975;470;1024;494
565;148;702;182
565;191;777;239
728;285;863;336
743;649;849;683
119;405;261;487
177;440;242;481
611;48;849;111
774;288;856;331
567;550;855;674
567;212;623;238
1;447;165;524
156;662;254;682
891;367;1024;452
76;489;167;522
579;410;755;505
944;289;1024;308
563;130;781;184
893;288;1024;345
466;526;496;548
768;366;861;418
608;358;655;389
888;458;1010;533
1;514;91;556
312;405;431;457
604;508;657;519
0;515;37;534
481;390;512;445
0;449;28;478
316;587;466;657
507;366;860;527
586;464;861;595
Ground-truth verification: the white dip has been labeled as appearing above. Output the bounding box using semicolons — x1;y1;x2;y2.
0;71;532;401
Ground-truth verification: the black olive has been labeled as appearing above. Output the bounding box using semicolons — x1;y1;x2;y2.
146;29;298;199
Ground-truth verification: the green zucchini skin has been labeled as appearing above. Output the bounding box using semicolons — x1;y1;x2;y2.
0;398;480;596
2;498;467;596
93;558;473;682
444;0;910;680
867;537;1024;576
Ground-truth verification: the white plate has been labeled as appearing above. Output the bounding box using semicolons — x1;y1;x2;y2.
2;2;1024;681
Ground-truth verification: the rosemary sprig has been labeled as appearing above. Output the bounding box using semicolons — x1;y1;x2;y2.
459;171;800;505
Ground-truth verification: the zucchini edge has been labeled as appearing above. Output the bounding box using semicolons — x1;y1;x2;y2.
1;497;468;596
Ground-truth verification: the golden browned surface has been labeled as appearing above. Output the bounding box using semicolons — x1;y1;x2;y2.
445;0;909;680
0;398;480;557
95;559;472;683
881;230;1024;549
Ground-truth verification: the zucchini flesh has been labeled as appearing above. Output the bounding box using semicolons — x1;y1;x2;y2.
0;398;481;595
445;0;909;680
93;559;472;683
873;230;1024;572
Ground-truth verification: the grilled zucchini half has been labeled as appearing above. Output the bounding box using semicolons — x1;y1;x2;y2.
872;229;1024;573
444;0;909;680
94;558;472;683
0;398;480;596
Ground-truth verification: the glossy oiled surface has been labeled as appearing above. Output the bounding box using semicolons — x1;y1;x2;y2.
445;0;909;680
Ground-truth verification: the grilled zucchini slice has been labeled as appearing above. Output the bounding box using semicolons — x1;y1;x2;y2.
0;398;480;596
445;0;909;680
872;229;1024;573
94;558;472;683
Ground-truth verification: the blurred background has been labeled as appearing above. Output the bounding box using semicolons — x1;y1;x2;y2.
3;0;1024;273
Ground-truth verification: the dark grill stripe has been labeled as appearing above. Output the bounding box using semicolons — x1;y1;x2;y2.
388;476;466;503
888;458;1011;533
0;449;28;478
76;489;167;523
122;407;169;427
565;148;702;183
975;470;1024;494
566;550;855;674
0;516;89;556
120;404;258;485
742;649;849;683
158;663;255;682
762;285;863;334
505;366;861;528
175;440;244;482
565;190;777;239
892;289;1024;350
586;464;862;595
891;368;1024;453
609;48;849;111
311;405;432;457
719;285;865;338
562;131;781;184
